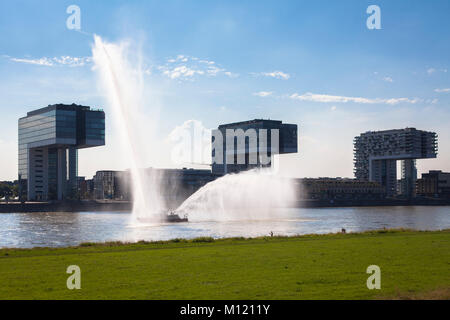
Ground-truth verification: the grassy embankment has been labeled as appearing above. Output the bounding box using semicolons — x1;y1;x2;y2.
0;229;449;300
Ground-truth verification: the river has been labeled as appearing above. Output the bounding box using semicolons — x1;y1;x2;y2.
0;206;448;248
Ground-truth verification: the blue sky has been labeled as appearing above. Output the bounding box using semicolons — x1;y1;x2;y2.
0;0;449;180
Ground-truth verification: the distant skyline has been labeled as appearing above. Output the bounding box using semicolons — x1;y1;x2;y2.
1;0;449;180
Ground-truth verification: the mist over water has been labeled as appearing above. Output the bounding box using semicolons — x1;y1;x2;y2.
92;35;165;223
176;169;297;222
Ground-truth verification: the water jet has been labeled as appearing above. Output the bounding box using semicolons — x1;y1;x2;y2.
92;35;166;223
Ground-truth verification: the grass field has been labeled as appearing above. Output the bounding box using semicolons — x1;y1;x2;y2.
0;229;449;300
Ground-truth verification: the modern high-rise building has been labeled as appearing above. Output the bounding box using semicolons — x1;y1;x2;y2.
212;119;298;175
354;128;437;197
18;104;105;201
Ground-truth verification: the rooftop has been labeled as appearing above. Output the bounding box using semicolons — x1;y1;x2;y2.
26;103;103;117
218;119;283;129
358;128;436;136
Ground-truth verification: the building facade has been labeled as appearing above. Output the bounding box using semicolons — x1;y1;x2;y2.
93;170;132;200
94;171;116;200
212;119;298;175
18;104;105;201
92;168;215;208
354;128;437;197
297;178;386;200
416;170;450;198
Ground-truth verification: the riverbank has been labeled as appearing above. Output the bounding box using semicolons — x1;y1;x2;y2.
1;198;450;213
0;200;132;213
0;229;448;299
297;198;450;208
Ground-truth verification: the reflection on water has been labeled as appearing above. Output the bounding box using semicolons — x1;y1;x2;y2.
0;206;449;248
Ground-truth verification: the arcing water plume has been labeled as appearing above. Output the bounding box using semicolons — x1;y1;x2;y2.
91;35;165;222
176;168;296;222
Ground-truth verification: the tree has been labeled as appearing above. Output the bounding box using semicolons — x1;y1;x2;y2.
0;182;18;201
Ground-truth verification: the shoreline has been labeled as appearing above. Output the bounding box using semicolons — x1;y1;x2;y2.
1;228;448;251
0;198;449;213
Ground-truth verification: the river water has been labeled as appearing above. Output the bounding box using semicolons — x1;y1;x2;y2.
0;206;448;248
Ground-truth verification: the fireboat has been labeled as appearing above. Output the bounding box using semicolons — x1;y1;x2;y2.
136;211;188;224
164;211;188;223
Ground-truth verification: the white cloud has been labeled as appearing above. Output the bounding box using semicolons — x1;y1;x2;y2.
330;106;337;111
425;98;439;104
224;71;239;78
53;56;92;66
162;65;204;80
257;71;290;80
253;91;273;97
199;59;215;65
383;76;393;83
427;68;448;75
206;65;225;76
10;57;54;66
8;56;92;67
434;88;450;93
290;92;421;105
160;55;237;80
167;55;189;63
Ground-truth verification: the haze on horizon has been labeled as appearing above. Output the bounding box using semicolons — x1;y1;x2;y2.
0;0;449;181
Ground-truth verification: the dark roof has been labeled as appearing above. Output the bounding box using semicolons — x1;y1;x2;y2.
218;119;282;129
26;103;96;117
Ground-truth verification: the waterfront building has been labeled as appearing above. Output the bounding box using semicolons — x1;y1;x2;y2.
114;170;132;201
158;168;215;204
297;178;386;200
85;179;95;199
212;119;298;175
354;128;437;197
76;176;87;199
416;170;450;198
18;104;105;201
94;171;117;200
93;170;135;201
92;168;215;207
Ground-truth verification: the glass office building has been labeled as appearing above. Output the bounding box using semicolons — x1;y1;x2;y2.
211;119;298;175
18;104;105;201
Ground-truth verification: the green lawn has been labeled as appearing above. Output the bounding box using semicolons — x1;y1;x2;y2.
0;230;448;300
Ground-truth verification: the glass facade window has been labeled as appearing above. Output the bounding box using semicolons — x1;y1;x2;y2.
18;110;59;182
48;148;58;200
84;112;105;143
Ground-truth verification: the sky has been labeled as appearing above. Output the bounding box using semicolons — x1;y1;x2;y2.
0;0;449;181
